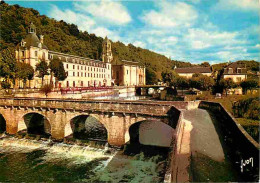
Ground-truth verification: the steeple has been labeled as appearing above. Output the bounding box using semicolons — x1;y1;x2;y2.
28;22;36;34
102;36;113;63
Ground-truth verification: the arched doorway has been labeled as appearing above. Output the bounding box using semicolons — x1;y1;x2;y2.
21;113;51;136
0;114;6;133
69;115;107;141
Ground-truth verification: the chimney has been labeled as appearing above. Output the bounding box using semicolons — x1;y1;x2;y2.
40;35;44;44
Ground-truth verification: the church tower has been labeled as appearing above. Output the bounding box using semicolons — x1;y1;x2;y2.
102;36;113;63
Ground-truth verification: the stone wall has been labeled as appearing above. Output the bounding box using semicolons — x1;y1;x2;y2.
199;101;259;181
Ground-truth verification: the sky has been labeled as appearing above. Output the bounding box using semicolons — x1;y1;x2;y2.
7;0;260;64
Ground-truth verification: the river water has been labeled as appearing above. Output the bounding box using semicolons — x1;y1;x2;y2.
0;136;167;182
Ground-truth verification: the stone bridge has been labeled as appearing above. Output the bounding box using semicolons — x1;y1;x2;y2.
0;98;182;146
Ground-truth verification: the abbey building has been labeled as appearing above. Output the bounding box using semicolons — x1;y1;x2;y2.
15;23;145;88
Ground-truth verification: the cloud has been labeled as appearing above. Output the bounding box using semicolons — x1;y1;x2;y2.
74;0;131;25
92;27;120;41
141;1;197;28
133;41;146;48
215;0;259;11
255;44;260;48
49;5;95;31
185;28;245;49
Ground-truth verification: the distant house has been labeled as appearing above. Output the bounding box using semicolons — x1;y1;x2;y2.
174;67;212;78
223;62;247;83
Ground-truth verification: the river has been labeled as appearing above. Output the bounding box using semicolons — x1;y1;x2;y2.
0;135;167;182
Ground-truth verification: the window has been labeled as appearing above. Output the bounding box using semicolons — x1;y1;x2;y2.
35;51;38;57
228;68;233;74
67;81;69;87
88;73;90;77
94;74;95;78
94;68;95;72
22;51;25;57
85;73;86;77
78;72;79;77
88;67;89;71
85;66;86;70
73;65;75;69
81;66;83;70
127;70;129;75
42;52;45;60
66;64;68;69
78;66;79;70
237;68;242;73
81;72;83;77
73;72;75;76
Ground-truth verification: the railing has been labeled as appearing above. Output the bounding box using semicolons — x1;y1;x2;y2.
60;86;113;94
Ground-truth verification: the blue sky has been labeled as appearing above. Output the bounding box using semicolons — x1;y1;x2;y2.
7;0;260;64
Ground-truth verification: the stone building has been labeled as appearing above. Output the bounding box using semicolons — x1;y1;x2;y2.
15;23;112;88
222;62;247;83
174;67;212;78
112;60;146;86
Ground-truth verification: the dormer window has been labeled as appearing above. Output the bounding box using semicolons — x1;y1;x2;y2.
21;40;26;47
237;68;242;73
228;68;233;74
35;51;38;57
22;51;25;57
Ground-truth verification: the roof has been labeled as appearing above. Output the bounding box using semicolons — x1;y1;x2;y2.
113;59;145;67
175;67;212;74
223;62;247;74
17;33;48;49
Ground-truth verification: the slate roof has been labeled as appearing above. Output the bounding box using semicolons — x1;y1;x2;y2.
223;62;247;74
175;67;212;74
17;33;48;50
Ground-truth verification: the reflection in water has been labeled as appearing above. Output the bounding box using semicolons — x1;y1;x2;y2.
0;137;167;182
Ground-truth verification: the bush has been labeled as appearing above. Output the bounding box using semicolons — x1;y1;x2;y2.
0;81;11;89
40;84;53;97
233;96;260;120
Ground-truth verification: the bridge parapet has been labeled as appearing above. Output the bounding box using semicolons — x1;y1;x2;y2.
0;98;172;117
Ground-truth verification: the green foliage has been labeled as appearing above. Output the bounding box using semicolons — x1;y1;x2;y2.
35;60;49;85
188;74;215;91
49;56;67;81
17;62;34;87
218;78;237;95
233;97;260;120
146;68;157;85
0;81;11;89
161;70;179;86
0;47;17;82
200;62;210;67
240;79;259;94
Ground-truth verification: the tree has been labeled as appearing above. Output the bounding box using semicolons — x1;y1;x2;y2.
36;60;49;86
0;47;17;86
189;74;215;91
146;68;157;85
49;56;67;87
219;78;237;96
17;62;34;88
161;70;179;87
240;79;259;94
175;77;189;95
200;62;210;67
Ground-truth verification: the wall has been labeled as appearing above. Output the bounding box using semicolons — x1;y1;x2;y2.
199;101;259;181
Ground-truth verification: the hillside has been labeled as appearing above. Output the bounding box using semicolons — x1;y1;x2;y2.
0;1;196;84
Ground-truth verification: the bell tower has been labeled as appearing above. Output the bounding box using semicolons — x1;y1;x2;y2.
28;22;36;34
102;36;113;63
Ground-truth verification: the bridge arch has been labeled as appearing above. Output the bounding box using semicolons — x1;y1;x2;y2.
18;112;51;136
0;113;6;133
65;114;107;141
126;119;174;147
